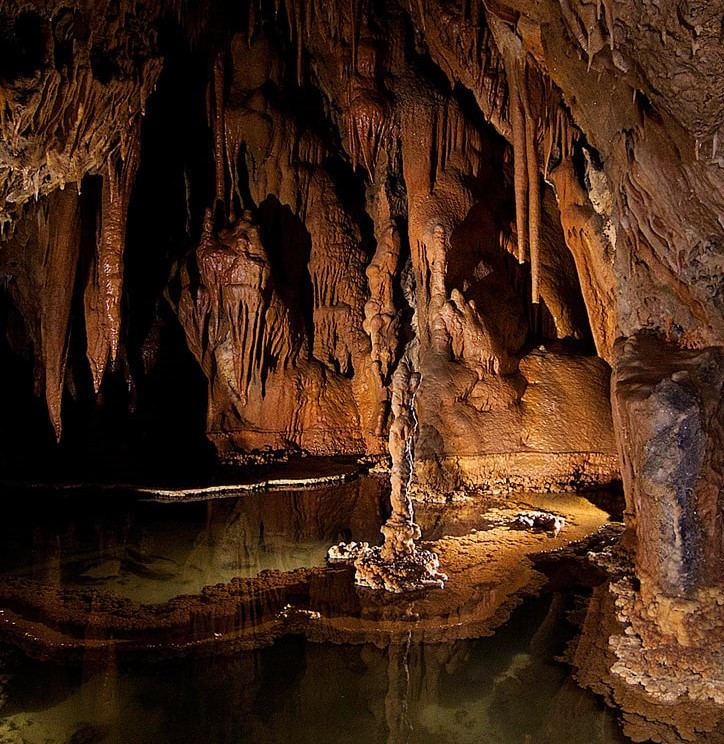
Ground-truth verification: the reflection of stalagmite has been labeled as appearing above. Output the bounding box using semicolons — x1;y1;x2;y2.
384;634;414;744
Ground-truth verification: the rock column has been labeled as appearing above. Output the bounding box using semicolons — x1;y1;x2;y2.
379;363;423;561
329;361;448;592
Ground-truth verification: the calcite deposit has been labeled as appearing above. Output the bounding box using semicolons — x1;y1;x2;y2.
0;0;722;739
332;361;449;592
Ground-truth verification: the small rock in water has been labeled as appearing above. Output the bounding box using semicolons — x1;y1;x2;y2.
513;511;565;537
327;541;369;562
354;546;448;592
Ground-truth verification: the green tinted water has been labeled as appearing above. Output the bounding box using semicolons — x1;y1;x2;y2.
0;480;631;744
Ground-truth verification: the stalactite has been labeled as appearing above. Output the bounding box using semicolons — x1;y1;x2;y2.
510;80;528;264
601;0;615;49
292;0;304;86
0;48;161;231
225;118;244;220
39;187;82;440
440;102;449;172
346;39;388;177
84;120;141;393
416;0;426;32
213;52;226;214
350;0;359;72
363;224;401;381
247;1;255;45
543;118;555;179
525;109;541;303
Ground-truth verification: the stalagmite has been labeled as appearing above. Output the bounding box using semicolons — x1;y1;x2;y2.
330;362;448;592
383;362;423;559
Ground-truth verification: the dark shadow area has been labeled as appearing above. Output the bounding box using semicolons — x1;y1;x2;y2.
0;17;216;485
0;11;49;82
257;196;314;352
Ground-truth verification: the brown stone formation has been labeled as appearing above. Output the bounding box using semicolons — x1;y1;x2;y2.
0;0;722;736
338;361;449;592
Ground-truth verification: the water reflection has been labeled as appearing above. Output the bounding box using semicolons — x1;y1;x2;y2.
0;478;633;743
0;594;630;744
0;478;388;604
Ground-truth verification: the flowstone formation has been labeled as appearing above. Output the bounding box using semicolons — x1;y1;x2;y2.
329;362;447;592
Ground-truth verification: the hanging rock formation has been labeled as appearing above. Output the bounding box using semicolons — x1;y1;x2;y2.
172;209;366;457
84;123;141;392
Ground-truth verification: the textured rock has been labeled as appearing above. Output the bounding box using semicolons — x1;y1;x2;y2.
336;361;449;592
608;334;724;720
172;209;366;457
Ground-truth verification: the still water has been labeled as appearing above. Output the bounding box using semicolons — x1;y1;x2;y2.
0;478;387;605
0;478;631;744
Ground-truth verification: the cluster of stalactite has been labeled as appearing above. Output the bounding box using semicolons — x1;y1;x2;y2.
0;0;168;439
0;0;614;460
0;0;167;232
167;0;617;468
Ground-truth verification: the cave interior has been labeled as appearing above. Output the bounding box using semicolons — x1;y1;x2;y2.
0;0;721;742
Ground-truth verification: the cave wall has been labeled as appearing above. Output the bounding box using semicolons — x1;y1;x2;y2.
0;0;624;489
